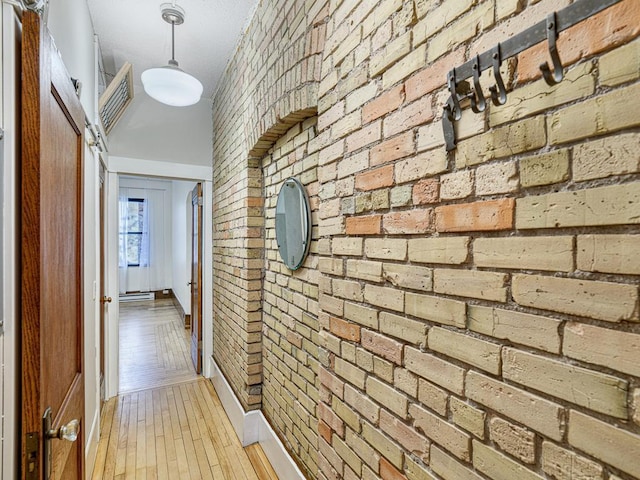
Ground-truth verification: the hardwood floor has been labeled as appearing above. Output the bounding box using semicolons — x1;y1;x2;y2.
92;299;279;479
92;379;279;479
119;298;198;393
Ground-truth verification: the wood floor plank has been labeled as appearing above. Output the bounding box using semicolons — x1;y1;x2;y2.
246;444;280;480
124;392;138;479
114;396;130;476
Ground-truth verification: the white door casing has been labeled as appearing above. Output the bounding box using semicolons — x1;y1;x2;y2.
103;157;213;399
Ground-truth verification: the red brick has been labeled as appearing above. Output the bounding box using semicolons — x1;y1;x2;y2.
286;330;303;348
380;457;407;480
383;209;432;234
413;179;439;205
383;96;434;138
330;317;361;342
346;121;382;153
361;330;403;364
355;165;394;191
346;215;382;235
370;132;415;167
319;366;345;399
363;85;405;123
518;0;640;82
405;48;465;102
319;401;345;437
319;420;333;443
435;198;514;232
379;410;429;461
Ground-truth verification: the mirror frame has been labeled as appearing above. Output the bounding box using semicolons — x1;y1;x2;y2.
275;177;312;270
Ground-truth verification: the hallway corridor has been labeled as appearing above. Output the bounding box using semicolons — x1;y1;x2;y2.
92;299;277;479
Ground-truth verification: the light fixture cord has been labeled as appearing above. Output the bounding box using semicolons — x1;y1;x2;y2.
171;20;176;62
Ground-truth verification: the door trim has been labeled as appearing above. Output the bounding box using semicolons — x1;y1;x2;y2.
103;156;213;399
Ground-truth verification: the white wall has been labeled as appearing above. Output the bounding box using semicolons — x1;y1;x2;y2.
172;180;197;314
108;87;213;166
48;0;98;122
1;6;20;478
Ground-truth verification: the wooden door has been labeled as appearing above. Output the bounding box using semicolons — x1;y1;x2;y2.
21;11;85;480
190;183;203;374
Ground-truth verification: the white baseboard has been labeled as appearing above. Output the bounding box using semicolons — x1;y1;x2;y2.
208;356;306;480
85;409;100;480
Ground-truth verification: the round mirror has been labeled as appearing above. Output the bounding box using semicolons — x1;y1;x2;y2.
275;177;312;270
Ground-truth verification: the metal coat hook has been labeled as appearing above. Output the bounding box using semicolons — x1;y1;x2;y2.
447;70;462;121
489;44;507;106
540;12;564;85
469;55;486;113
440;0;623;151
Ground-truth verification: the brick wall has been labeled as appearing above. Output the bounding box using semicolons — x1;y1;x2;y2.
212;0;640;478
212;0;327;410
262;119;321;477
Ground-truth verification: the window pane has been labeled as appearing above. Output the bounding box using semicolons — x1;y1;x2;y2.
119;198;147;267
127;198;144;233
126;233;142;266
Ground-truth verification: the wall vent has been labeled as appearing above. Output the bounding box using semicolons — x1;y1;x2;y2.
99;62;134;134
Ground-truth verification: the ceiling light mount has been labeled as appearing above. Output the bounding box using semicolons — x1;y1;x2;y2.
141;2;203;107
161;4;185;25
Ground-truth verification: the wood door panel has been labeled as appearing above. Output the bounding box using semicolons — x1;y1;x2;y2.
21;11;85;480
41;85;82;414
50;375;82;480
190;184;203;373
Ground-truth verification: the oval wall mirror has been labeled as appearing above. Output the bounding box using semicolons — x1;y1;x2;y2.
275;177;312;270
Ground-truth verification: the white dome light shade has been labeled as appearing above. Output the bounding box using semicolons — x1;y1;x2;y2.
141;64;203;107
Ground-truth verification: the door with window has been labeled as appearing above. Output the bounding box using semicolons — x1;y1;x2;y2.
21;11;85;479
190;183;203;373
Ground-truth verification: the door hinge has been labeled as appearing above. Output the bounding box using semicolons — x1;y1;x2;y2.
25;432;39;479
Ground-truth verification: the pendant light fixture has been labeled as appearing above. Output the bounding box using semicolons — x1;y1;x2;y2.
141;3;203;107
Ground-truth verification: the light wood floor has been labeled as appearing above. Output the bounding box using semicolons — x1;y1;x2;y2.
91;379;278;479
119;299;198;393
92;299;278;480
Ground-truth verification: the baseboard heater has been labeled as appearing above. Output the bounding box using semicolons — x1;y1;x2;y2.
119;292;155;302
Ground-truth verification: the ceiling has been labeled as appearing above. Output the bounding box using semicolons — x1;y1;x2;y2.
87;0;259;100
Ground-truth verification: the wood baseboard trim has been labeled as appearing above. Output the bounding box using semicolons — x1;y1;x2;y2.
171;294;190;328
208;356;305;480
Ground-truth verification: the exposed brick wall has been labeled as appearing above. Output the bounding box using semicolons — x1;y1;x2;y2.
262;118;321;476
212;0;640;478
212;0;328;410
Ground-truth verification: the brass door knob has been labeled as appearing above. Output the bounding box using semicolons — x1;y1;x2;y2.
101;296;112;304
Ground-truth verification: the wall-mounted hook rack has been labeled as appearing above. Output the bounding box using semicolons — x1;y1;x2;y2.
442;0;623;151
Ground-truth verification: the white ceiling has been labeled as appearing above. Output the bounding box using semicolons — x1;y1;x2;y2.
87;0;258;100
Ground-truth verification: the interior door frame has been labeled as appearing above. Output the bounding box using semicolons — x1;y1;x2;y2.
103;158;213;399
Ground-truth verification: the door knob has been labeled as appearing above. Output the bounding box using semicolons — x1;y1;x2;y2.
47;418;80;442
43;407;81;479
101;296;112;304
